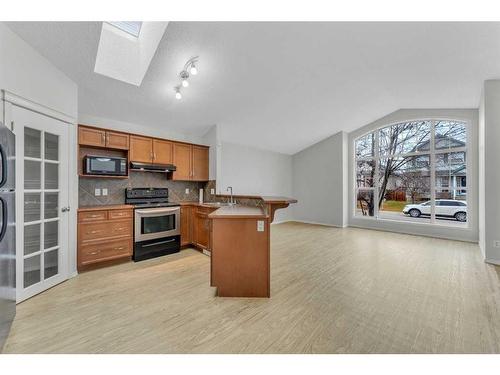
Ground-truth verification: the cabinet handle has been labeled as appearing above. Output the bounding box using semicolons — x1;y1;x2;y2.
114;246;125;251
89;250;100;255
89;230;102;234
115;227;126;231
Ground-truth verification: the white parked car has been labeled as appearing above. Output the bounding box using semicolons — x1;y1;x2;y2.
402;199;467;222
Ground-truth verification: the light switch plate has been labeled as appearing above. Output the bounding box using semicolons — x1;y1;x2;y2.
257;220;265;232
494;240;500;248
185;188;189;194
94;188;101;196
210;188;215;195
102;188;108;196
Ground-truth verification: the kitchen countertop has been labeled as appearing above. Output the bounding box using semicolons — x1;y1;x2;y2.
208;205;266;219
78;204;134;212
215;194;297;204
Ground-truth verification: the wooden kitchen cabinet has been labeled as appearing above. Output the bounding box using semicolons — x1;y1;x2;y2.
79;126;106;147
194;209;209;249
153;139;173;164
180;205;192;246
172;143;192;180
172;143;209;181
77;206;133;271
106;131;129;150
130;135;153;163
79;125;129;150
192;145;209;181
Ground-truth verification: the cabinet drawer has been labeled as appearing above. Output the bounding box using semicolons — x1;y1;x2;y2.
79;210;107;222
109;209;133;220
80;220;132;242
80;239;132;265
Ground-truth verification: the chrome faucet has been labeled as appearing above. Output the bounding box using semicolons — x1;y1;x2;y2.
227;186;235;206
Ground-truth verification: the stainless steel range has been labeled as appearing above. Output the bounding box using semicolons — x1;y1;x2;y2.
125;188;180;262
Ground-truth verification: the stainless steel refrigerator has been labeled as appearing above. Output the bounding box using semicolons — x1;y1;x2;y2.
0;121;15;352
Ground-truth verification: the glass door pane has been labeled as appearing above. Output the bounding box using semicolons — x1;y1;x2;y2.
22;127;61;288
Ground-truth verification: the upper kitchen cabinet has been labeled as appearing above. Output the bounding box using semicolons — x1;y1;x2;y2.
79;126;106;147
171;143;209;181
79;125;129;150
153;139;173;164
172;142;192;180
106;131;129;150
192;145;209;181
130;135;153;163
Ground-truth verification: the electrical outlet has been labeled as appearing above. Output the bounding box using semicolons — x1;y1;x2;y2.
210;188;215;195
94;188;101;196
494;241;500;248
257;220;265;232
185;188;189;194
102;188;108;196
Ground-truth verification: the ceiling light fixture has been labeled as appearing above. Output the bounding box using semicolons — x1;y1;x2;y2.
175;87;182;100
180;70;190;87
173;56;199;99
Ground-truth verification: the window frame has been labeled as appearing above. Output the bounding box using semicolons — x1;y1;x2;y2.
353;118;469;227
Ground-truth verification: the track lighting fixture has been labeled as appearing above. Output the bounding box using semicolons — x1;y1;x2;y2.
173;56;199;99
180;70;189;87
175;87;182;100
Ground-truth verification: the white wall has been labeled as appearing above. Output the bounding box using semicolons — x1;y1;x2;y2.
217;141;293;221
201;125;218;180
292;131;348;227
0;22;79;278
0;23;77;119
481;80;500;265
348;109;479;243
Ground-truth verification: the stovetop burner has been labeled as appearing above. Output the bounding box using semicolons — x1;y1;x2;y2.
125;187;179;208
132;202;180;208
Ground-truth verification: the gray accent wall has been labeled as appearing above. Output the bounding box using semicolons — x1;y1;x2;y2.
292;131;348;227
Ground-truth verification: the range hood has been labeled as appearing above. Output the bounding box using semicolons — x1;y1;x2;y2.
130;161;177;173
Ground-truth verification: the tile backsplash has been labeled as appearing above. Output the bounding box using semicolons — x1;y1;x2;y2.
79;172;206;206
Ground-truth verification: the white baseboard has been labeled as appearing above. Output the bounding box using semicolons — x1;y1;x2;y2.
271;220;292;225
485;258;500;266
288;220;348;228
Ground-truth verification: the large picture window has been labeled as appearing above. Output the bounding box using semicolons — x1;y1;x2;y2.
354;120;468;226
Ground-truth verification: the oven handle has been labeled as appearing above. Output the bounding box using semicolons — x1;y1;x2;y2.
135;207;180;215
141;238;177;247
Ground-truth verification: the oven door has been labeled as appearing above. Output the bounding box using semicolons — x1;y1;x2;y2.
134;207;180;242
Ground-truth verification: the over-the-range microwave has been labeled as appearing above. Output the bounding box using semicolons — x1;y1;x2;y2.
83;155;127;176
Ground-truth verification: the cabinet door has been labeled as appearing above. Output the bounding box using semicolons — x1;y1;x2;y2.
180;206;192;246
192;145;209;181
79;126;106;147
130;135;153;163
106;131;129;150
172;143;192;180
194;212;209;249
153;139;173;164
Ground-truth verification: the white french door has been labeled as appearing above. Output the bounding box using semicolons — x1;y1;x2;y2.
13;106;70;302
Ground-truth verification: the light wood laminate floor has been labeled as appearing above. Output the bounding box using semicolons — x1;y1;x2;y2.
4;223;500;353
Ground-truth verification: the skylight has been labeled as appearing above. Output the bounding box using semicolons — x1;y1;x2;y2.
107;21;142;37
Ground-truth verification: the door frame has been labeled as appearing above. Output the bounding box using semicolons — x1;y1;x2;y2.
2;90;78;302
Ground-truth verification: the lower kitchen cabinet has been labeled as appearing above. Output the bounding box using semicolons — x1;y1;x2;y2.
194;208;210;249
180;205;192;246
77;205;133;271
180;204;217;252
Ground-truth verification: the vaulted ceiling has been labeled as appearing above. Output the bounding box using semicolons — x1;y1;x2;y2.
6;22;500;154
